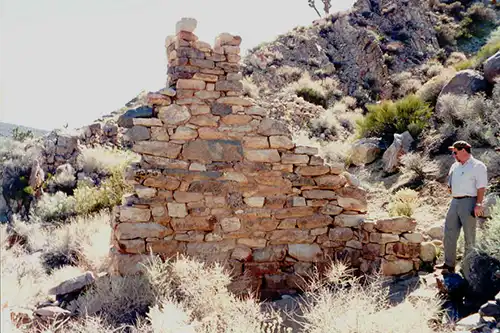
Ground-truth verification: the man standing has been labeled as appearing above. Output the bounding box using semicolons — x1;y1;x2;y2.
435;141;488;273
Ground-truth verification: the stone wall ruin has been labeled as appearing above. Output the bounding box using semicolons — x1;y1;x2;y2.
109;18;434;296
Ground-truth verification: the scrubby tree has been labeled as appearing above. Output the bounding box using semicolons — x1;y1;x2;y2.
308;0;332;18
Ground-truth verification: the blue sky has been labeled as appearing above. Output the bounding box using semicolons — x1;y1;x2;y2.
0;0;354;130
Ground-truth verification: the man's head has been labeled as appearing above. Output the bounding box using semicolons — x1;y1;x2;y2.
449;140;472;163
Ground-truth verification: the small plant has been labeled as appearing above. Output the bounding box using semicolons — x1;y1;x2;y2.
242;76;260;99
388;188;419;217
400;152;440;180
30;191;77;222
308;0;331;18
11;127;34;142
356;95;432;140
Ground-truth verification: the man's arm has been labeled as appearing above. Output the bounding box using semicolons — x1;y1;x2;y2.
474;163;488;217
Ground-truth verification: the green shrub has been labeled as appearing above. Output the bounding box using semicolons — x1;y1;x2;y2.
476;202;500;261
297;87;328;108
356;95;432;140
74;167;131;216
11;127;34;142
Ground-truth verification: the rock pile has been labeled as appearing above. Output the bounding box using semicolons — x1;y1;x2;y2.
454;292;500;332
108;18;437;295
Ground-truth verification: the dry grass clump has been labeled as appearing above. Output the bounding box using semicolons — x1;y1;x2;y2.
298;262;445;333
30;191;77;222
77;146;138;176
288;72;341;108
388;188;419;217
400;152;440;180
435;93;499;147
445;52;467;67
10;211;111;272
242;76;260;99
416;68;456;105
276;65;303;82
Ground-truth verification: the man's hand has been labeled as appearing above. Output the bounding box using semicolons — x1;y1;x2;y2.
474;204;484;217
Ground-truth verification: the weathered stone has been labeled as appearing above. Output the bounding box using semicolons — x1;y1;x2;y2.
243;136;269;149
336;187;367;212
132;118;163;127
244;197;265;207
171;126;198;140
158;104;191;126
189;162;206;171
350;138;381;166
484;51;500;83
244;149;281;163
221;217;241;232
269;136;294;149
269;229;315;244
382;131;414;173
237;238;267;248
246;106;267;116
426;225;444;240
35;306;71;319
167;203;188;218
296;166;330;176
375;217;417;234
292;197;306;207
173;191;204;203
346;240;363;250
370;233;400;244
133;141;182;159
386;242;420;259
176;79;206;90
222;114;252;125
257;119;290;136
151;127;170;141
288;244;323;262
321;203;343;215
48;271;95;296
143;176;181;190
171;215;215;231
183;140;243;163
381;259;413;275
175;231;206;242
275;207;314;219
125;126;151;142
438;69;488;99
302;190;337;200
119;206;151;222
281;154;309;164
232;246;252;261
116;223;172;240
216;80;243;92
420;242;437;262
211;102;233;116
118;239;146;253
190;58;215;69
294;146;318;155
278;219;297;229
363;243;384;259
217;97;253;106
189;114;219;127
252;246;287;262
315;175;348;190
329;228;354;242
334;214;364;228
297;214;333;229
189;104;211;115
402;233;424;244
117;106;153;128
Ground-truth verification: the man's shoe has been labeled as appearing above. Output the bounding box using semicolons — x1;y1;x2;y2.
434;263;455;273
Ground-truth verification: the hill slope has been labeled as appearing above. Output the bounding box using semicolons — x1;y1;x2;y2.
0;122;48;138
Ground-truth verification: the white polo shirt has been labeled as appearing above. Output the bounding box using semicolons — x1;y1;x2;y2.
448;156;488;197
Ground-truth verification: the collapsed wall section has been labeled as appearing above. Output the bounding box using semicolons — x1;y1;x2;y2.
109;18;430;295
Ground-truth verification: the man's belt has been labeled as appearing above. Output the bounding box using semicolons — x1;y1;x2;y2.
453;196;476;199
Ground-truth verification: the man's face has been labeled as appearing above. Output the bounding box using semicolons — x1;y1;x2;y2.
452;148;468;162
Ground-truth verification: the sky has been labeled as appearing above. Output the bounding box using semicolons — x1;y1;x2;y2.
0;0;354;131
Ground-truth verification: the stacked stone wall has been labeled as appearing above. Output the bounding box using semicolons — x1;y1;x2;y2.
109;18;432;295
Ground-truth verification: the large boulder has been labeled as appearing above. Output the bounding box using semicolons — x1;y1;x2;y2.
382;131;414;173
350;138;381;166
462;252;500;305
484;51;500;84
438;70;488;100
